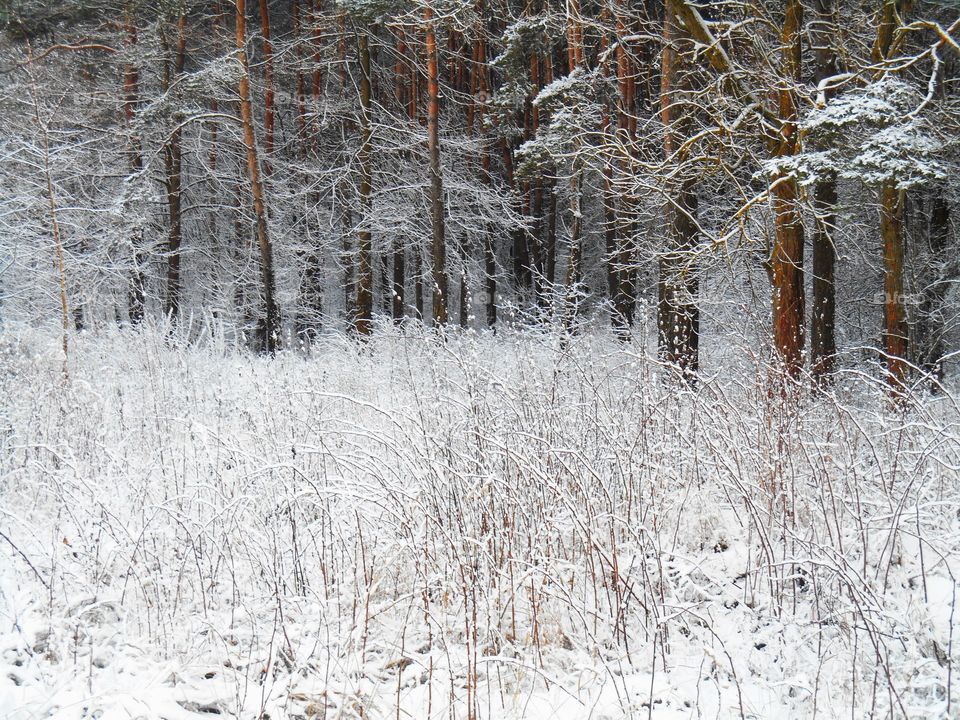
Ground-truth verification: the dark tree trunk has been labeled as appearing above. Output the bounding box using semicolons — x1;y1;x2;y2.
162;15;187;324
810;179;837;378
562;0;584;334
355;32;374;335
881;182;908;388
915;191;950;379
425;7;448;326
809;0;839;380
123;14;145;325
258;0;274;175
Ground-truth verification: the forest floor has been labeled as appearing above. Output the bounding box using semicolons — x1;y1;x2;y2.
0;325;957;719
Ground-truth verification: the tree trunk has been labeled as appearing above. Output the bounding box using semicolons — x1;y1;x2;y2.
392;31;408;323
355;32;374;335
26;43;70;377
768;0;805;378
611;0;636;337
408;41;424;320
293;0;307;145
658;185;700;374
414;247;424;320
809;0;839;380
337;12;355;326
528;49;543;302
124;14;145;325
476;16;497;328
562;0;584;334
162;15;187;324
875;0;909;391
258;0;274;175
915;190;950;379
425;6;448;326
604;163;619;327
292;0;322;342
770;174;805;375
664;0;804;377
542;51;557;298
236;0;281;352
502;143;529;298
881;181;908;388
657;5;699;375
598;21;622;335
810;179;837;378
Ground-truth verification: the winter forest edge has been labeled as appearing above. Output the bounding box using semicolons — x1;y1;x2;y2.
1;0;960;718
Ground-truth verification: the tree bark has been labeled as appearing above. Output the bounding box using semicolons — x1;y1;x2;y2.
236;0;281;351
543;52;557;294
809;0;839;380
292;0;319;342
768;0;805;378
474;8;497;329
337;11;355;326
408;44;425;321
915;190;950;379
657;5;699;375
875;0;909;391
425;6;448;326
611;0;636;336
391;31;408;323
810;179;837;378
664;0;804;376
355;31;374;335
880;182;908;388
258;0;274;176
562;0;585;334
599;16;623;336
123;13;145;325
161;15;186;324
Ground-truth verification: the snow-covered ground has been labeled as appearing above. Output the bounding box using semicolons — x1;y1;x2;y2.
1;326;957;719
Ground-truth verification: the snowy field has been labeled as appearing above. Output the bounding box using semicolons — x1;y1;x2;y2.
0;326;957;719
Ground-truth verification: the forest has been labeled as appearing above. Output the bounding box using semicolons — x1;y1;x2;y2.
0;0;959;718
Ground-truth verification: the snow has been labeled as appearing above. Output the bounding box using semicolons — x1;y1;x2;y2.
0;325;957;719
773;75;952;188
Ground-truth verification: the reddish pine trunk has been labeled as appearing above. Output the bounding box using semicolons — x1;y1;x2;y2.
881;182;908;388
769;176;805;375
613;0;636;331
875;0;910;393
236;0;281;351
768;0;805;378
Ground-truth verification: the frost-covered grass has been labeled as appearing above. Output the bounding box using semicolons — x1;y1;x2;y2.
0;325;957;719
